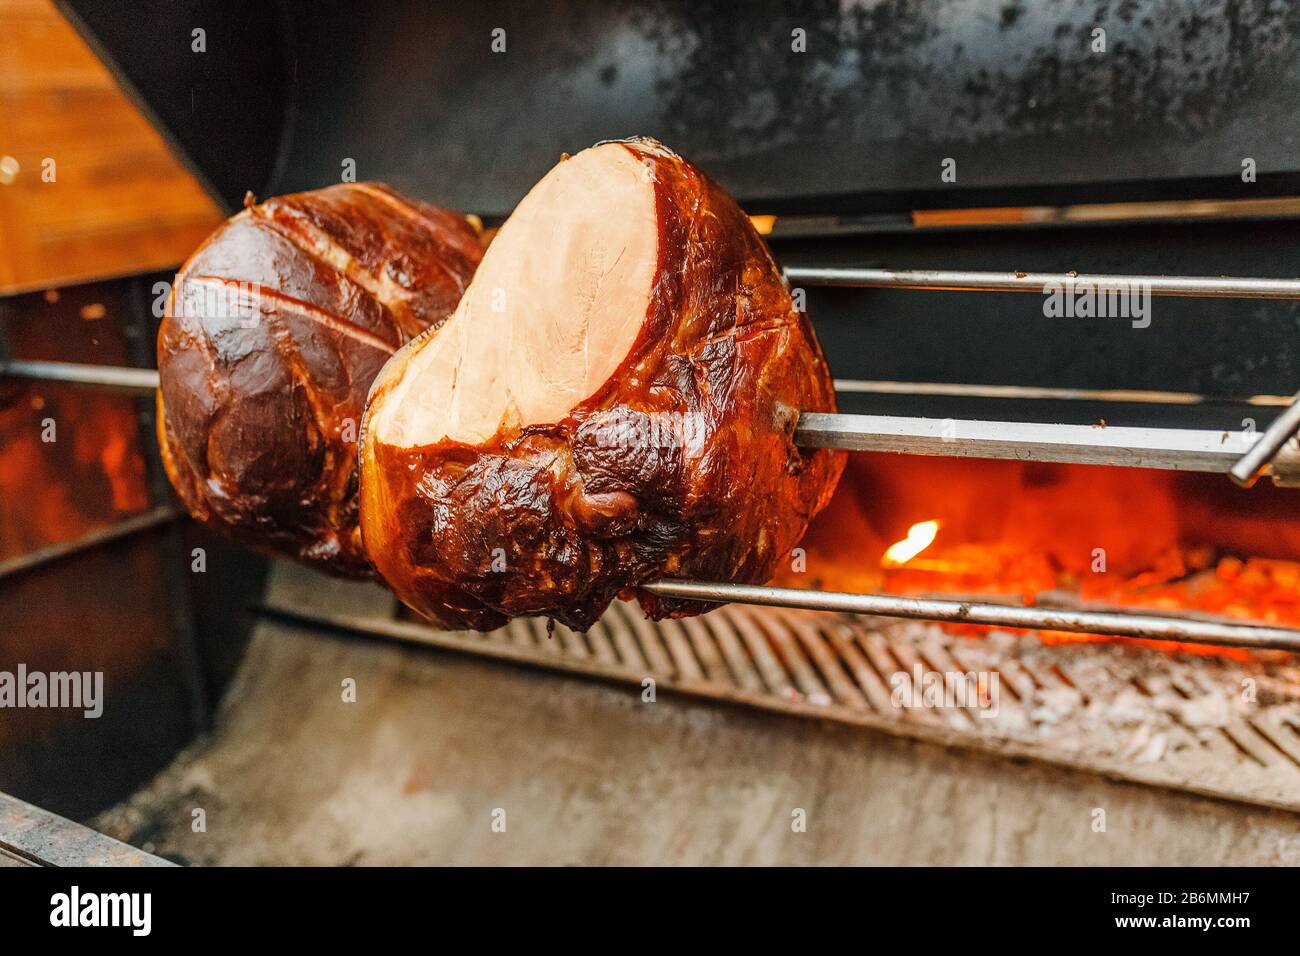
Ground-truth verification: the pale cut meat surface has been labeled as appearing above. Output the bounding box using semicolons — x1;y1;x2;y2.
360;138;844;629
371;145;658;448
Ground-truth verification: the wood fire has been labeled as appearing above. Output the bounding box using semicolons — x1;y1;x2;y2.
779;453;1300;658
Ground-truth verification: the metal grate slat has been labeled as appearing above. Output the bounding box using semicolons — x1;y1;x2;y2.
263;599;1300;815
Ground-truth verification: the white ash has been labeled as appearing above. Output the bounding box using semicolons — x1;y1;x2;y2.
872;617;1299;777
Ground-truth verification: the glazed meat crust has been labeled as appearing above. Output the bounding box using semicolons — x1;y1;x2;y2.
360;139;843;628
157;183;484;577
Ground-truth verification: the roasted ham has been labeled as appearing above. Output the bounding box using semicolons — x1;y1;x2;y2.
360;138;843;629
157;183;484;576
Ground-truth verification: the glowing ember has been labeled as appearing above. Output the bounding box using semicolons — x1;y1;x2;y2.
0;385;149;561
883;519;940;567
774;454;1300;660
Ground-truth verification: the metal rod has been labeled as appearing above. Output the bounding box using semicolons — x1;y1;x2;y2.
642;580;1300;652
0;791;173;867
784;267;1300;299
7;357;1288;419
832;379;1295;407
8;359;1294;478
1;359;159;393
11;359;1290;409
1229;390;1300;486
0;506;180;580
794;411;1300;478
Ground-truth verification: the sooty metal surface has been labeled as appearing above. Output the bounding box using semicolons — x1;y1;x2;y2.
264;597;1300;814
59;0;1300;214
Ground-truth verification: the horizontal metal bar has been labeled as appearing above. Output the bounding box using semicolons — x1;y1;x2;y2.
784;267;1300;299
642;580;1300;652
794;412;1300;478
8;360;1290;416
0;791;173;867
1;359;159;393
0;506;181;580
8;360;1292;476
832;379;1295;407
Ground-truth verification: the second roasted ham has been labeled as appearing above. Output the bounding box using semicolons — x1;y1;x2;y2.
157;183;484;577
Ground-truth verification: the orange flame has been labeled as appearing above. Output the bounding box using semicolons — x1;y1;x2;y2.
883;519;940;567
776;454;1300;660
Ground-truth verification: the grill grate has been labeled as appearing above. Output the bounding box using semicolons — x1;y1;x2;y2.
263;597;1300;814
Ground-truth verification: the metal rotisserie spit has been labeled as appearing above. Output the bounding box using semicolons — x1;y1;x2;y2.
4;0;1300;865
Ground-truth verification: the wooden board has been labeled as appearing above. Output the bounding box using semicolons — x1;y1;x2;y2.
0;0;222;292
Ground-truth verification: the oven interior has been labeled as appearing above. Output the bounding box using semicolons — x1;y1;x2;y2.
3;0;1300;863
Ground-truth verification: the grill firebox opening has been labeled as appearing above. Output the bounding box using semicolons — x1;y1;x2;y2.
7;0;1300;879
783;454;1300;656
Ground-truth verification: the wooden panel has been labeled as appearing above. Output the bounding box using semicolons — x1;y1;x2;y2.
0;0;222;293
